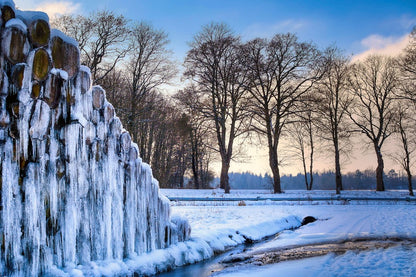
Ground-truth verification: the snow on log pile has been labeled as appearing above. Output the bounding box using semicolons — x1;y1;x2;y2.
0;1;190;275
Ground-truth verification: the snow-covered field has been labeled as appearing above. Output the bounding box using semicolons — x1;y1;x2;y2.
66;189;416;276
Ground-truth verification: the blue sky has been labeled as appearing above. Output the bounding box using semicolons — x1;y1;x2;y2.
16;0;416;62
14;0;416;174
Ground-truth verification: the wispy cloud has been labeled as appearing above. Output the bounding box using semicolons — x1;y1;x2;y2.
16;0;81;18
243;19;306;40
352;34;410;62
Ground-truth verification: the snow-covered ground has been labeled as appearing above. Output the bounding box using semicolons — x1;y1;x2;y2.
63;189;416;276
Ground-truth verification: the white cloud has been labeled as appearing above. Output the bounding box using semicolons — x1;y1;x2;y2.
15;0;81;18
243;19;306;40
34;1;81;18
352;34;410;63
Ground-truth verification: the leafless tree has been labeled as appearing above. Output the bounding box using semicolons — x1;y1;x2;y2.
242;34;323;193
287;105;315;190
348;55;399;191
398;27;416;101
175;87;216;189
52;11;130;84
392;104;415;196
184;23;250;193
314;48;353;194
123;21;176;142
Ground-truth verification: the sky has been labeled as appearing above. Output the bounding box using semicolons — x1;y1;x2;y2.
13;0;416;175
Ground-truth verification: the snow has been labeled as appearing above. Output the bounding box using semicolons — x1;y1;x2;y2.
15;10;49;24
213;246;416;277
51;28;79;47
5;18;27;32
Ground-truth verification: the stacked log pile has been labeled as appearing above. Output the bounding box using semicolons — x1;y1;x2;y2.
0;1;190;275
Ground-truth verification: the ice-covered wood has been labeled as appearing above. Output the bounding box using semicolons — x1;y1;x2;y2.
50;30;80;79
2;24;30;64
30;48;51;81
0;1;189;276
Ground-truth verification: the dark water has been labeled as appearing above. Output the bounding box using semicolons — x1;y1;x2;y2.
156;245;245;277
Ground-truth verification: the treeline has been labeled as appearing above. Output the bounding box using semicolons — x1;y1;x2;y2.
226;170;413;191
52;12;416;195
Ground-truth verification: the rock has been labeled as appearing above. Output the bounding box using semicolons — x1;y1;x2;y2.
83;122;96;145
301;216;317;226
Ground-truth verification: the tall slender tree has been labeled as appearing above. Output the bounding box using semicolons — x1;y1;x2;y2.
314;48;353;194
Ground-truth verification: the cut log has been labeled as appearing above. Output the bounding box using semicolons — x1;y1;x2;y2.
44;72;64;109
103;103;114;123
10;63;25;90
31;81;41;99
1;5;15;24
92;86;105;110
28;19;50;48
30;48;51;81
2;26;30;64
76;66;91;94
50;34;80;79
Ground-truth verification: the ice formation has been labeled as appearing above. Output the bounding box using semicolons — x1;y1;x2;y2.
0;1;190;275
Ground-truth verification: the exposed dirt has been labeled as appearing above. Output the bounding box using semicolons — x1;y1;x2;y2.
221;238;416;267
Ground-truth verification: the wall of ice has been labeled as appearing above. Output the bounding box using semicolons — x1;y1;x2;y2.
0;1;190;275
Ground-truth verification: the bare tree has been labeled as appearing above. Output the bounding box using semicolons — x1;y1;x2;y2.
399;27;416;101
348;55;399;191
242;34;323;193
314;48;353;194
392;104;415;196
123;21;176;143
184;23;249;193
287;106;315;190
52;11;130;85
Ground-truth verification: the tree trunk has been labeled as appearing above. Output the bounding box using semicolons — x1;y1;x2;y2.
334;139;343;194
406;168;414;196
308;119;314;191
220;160;230;193
269;147;282;193
374;145;385;191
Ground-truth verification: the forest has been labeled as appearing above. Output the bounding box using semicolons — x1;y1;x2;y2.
52;11;416;195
